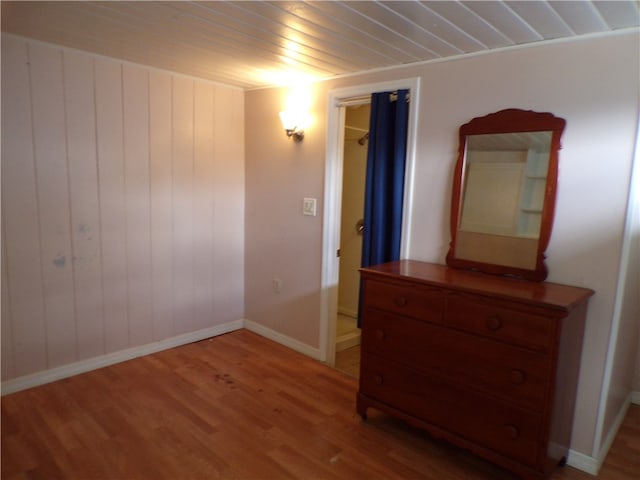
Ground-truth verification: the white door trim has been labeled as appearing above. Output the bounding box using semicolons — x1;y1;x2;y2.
319;78;421;364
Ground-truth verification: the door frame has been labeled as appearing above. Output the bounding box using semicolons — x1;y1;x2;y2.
319;77;421;364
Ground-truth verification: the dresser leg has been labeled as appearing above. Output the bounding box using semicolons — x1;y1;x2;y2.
356;396;368;420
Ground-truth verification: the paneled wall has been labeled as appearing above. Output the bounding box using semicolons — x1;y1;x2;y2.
1;35;245;382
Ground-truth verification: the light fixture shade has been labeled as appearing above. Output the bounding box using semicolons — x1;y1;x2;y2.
279;111;298;131
279;110;305;140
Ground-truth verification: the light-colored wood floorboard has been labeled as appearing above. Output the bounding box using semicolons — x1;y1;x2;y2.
2;330;638;479
334;344;361;379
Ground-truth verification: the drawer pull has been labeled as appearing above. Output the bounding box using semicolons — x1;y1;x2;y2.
510;369;526;385
374;375;384;385
505;425;520;439
394;296;408;307
486;315;502;331
375;329;385;340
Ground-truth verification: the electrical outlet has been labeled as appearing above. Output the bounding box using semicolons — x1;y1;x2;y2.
272;278;282;293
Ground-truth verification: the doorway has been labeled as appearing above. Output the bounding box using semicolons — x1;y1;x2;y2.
320;78;420;369
334;104;370;377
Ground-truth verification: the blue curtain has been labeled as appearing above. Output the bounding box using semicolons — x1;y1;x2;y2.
358;89;409;326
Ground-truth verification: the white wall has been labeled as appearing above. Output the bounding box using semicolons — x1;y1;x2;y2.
601;120;640;441
602;174;640;432
245;84;326;349
1;34;245;383
244;31;639;463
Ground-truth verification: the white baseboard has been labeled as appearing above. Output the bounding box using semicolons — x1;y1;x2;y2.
336;331;361;352
632;391;640;405
596;393;632;466
568;392;634;476
1;319;244;395
567;449;600;476
337;307;358;319
244;319;322;360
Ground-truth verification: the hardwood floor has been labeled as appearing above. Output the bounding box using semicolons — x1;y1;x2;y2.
2;330;638;479
334;344;360;379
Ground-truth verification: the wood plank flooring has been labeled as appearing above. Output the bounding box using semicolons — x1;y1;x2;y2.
2;330;638;479
334;344;361;379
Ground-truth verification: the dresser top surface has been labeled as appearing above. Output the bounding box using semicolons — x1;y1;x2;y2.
360;260;594;311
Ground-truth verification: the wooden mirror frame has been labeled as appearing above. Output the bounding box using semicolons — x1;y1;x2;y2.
446;109;566;281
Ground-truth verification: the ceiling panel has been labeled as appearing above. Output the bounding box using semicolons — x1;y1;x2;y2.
1;0;638;89
594;0;640;29
504;2;574;39
383;2;487;53
462;1;543;44
305;1;437;60
272;1;420;65
548;1;610;34
343;1;462;56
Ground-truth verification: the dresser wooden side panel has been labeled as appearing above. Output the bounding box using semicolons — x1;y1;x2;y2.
541;301;589;474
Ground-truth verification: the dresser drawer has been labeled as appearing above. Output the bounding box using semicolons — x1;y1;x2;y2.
360;353;542;466
445;294;555;352
363;279;444;324
362;311;550;411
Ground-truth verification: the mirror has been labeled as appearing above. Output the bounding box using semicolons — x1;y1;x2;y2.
446;109;566;281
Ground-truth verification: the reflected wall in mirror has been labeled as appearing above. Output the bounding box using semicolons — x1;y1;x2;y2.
446;109;566;281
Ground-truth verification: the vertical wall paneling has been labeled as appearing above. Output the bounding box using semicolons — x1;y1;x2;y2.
1;36;47;376
233;88;245;321
1;218;15;379
193;81;215;330
122;64;153;346
172;77;195;334
29;42;78;368
63;50;104;360
212;85;227;315
2;35;245;383
212;87;245;321
149;71;174;341
94;58;129;353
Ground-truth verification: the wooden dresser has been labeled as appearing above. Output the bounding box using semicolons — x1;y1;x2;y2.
357;260;593;480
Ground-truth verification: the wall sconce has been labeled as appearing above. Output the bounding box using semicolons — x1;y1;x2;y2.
279;110;305;141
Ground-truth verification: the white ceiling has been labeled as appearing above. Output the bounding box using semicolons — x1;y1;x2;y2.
2;1;639;89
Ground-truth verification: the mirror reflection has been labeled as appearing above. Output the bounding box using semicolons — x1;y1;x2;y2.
446;109;566;281
460;131;552;239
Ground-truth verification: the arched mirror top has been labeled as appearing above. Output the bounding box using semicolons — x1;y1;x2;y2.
446;109;566;281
